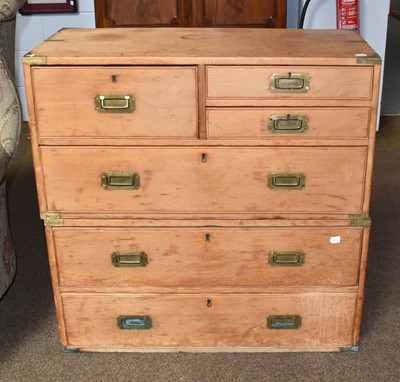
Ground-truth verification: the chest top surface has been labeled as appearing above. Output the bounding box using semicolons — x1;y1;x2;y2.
24;28;378;66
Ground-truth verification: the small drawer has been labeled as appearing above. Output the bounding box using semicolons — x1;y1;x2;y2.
31;66;198;138
207;108;370;139
55;227;363;288
40;146;367;214
207;66;373;100
62;293;357;349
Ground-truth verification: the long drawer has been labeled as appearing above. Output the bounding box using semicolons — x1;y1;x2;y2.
31;66;198;138
207;66;373;100
55;227;362;288
207;108;370;139
62;293;357;349
40;147;367;214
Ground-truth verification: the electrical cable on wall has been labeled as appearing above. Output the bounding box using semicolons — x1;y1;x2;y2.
299;0;312;29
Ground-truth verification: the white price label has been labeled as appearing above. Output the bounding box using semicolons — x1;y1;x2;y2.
330;236;341;244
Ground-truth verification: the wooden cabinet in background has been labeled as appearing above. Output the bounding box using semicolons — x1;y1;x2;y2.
94;0;287;28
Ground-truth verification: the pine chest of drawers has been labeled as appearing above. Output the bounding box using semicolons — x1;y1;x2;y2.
23;28;381;352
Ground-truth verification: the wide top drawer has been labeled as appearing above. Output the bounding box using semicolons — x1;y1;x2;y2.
31;66;198;138
207;66;373;100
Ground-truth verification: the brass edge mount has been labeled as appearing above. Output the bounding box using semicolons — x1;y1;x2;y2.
340;346;359;353
62;347;80;353
349;214;371;227
356;53;382;65
40;212;64;227
22;52;47;64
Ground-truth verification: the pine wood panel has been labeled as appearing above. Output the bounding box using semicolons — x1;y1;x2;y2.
45;228;68;345
61;286;359;295
28;28;377;66
62;293;357;349
23;64;48;213
40;147;367;214
53;217;357;228
207;107;370;139
76;346;344;353
205;99;376;108
197;64;207;139
207;66;373;100
22;28;380;352
353;227;371;345
48;216;358;228
36;137;370;147
362;65;381;213
31;67;198;138
54;227;363;288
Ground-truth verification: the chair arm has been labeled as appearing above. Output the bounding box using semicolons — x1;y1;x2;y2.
0;59;21;168
0;0;26;21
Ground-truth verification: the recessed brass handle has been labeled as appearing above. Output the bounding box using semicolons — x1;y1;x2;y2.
101;172;140;190
117;315;152;330
111;252;148;267
267;315;301;329
269;251;305;266
270;73;310;93
95;94;135;113
269;114;308;133
267;173;305;190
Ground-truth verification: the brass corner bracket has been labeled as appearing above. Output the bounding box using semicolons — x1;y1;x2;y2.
356;53;382;65
22;52;47;64
340;345;359;353
62;347;80;353
349;214;371;227
40;212;64;227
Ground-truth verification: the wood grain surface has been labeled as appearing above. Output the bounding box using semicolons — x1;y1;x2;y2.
39;146;367;214
62;293;357;349
54;227;363;288
32;67;198;138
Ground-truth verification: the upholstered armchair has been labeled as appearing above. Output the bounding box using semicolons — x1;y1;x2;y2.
0;0;24;299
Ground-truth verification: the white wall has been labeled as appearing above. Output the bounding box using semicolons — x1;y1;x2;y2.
299;0;390;58
287;0;301;28
15;1;95;120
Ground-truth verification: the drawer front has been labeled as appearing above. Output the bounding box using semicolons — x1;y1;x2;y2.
62;293;356;349
41;147;367;214
207;108;370;139
32;67;198;138
207;66;373;100
55;227;362;288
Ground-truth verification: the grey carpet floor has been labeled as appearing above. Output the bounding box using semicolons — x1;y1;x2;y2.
0;119;400;381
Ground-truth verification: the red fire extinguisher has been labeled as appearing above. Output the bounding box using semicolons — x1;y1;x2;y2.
337;0;359;32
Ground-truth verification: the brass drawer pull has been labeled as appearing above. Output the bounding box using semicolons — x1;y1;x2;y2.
95;94;135;113
270;73;310;93
101;172;140;190
269;114;308;133
267;173;305;190
267;315;302;329
111;252;148;267
117;315;152;330
269;251;305;266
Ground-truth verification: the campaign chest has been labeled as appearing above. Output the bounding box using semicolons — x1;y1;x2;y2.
23;28;381;352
